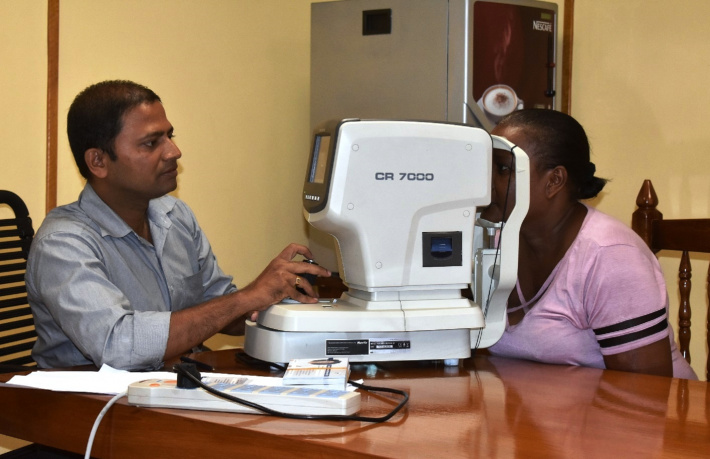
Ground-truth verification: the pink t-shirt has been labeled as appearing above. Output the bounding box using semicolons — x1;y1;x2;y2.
488;205;697;380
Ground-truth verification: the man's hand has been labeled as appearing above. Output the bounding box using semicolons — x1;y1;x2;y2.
166;243;331;359
240;243;331;308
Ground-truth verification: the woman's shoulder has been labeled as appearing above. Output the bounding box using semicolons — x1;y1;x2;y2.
564;205;660;275
579;205;648;250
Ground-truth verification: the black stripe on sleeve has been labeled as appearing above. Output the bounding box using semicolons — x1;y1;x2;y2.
597;319;668;349
593;308;666;335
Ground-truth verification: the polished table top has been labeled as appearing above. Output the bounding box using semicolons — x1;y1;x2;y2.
0;350;708;458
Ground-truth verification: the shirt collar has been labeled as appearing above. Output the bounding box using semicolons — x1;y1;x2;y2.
78;183;176;239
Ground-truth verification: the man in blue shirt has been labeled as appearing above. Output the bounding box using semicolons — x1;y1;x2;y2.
26;80;329;370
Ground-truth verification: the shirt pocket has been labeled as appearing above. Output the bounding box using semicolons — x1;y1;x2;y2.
170;268;206;311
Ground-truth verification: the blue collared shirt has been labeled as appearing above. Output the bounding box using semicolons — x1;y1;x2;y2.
26;184;236;370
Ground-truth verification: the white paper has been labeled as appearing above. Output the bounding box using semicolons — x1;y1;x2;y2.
2;364;287;395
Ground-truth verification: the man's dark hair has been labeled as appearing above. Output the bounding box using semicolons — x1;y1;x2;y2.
67;80;161;179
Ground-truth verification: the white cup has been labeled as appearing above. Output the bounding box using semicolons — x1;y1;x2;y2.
477;84;523;123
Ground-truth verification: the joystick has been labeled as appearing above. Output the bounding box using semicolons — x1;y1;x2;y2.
296;259;319;295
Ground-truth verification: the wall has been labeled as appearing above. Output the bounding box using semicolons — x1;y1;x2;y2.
0;1;708;452
1;0;318;452
0;2;48;452
0;1;47;222
56;0;316;286
573;0;710;379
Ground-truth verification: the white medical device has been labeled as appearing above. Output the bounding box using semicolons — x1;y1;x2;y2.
244;119;529;363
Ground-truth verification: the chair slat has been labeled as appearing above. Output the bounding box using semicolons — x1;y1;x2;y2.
0;273;26;285
653;219;710;253
0;262;26;273
0;306;32;321
0;317;34;332
0;225;32;241
0;285;26;297
677;251;692;361
0;239;24;250
0;217;25;227
0;227;23;237
0;297;29;310
0;355;36;367
0;251;25;262
0;330;37;347
0;341;35;354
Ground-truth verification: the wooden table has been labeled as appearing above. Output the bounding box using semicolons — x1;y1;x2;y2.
0;350;708;458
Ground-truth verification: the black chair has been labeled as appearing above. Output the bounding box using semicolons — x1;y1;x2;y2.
0;194;82;458
0;190;37;371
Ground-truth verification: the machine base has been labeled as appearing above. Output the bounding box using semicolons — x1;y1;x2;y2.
244;322;474;364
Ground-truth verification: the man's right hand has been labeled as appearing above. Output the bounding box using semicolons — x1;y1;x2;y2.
239;243;331;308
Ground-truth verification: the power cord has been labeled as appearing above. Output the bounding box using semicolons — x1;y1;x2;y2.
173;362;409;422
84;390;127;459
82;360;408;457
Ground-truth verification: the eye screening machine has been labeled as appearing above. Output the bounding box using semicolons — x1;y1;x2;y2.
244;119;529;364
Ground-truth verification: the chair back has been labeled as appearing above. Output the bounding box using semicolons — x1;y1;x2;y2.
632;179;710;380
0;190;37;368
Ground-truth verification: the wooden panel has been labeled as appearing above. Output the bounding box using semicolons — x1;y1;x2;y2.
652;219;710;253
45;0;59;214
561;0;574;113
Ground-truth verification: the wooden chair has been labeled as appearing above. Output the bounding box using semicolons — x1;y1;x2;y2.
0;190;37;371
632;179;710;380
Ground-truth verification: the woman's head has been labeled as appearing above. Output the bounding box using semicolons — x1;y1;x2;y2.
494;109;607;200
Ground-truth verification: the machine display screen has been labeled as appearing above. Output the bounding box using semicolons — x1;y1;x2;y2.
308;134;331;184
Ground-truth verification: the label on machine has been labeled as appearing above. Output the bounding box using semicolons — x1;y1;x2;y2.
326;338;412;356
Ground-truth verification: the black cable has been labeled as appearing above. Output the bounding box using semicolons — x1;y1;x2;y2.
236;351;287;372
173;363;408;423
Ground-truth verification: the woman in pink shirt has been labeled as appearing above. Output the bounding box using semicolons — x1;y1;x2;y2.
482;109;696;379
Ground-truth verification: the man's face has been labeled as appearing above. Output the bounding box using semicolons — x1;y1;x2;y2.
103;102;181;201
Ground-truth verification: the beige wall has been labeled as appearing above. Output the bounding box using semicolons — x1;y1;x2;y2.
56;0;316;284
0;0;708;447
572;0;710;379
0;0;708;454
0;1;47;222
1;0;318;452
0;3;49;449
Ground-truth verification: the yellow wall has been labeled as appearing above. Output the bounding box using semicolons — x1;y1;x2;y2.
56;0;316;284
0;0;708;454
0;1;47;222
0;3;49;448
0;0;708;433
1;0;708;365
573;0;710;380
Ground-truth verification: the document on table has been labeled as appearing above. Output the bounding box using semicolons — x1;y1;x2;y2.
2;365;285;395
